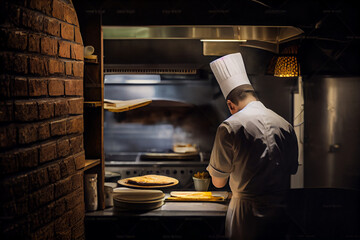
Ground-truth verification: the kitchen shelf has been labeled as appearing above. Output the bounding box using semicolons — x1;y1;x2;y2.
80;12;105;210
84;101;102;108
85;59;98;64
84;159;101;171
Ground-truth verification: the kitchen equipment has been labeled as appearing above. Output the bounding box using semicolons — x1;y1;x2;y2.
304;77;360;190
84;174;98;211
104;182;117;208
193;177;210;191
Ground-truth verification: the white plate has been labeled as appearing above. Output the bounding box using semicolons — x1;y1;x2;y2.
113;188;165;202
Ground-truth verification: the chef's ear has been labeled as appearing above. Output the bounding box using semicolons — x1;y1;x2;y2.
226;100;235;111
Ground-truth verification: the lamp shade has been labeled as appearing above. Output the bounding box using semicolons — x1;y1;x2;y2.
274;55;300;77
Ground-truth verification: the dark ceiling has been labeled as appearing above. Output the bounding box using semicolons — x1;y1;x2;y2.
74;0;360;76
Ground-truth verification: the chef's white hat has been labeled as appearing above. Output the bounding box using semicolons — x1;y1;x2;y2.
210;52;251;98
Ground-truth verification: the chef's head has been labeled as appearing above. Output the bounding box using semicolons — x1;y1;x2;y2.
210;52;254;100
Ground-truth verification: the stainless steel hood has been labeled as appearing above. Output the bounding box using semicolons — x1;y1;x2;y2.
103;25;304;54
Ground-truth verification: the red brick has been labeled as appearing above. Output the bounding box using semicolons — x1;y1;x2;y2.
0;53;9;73
13;77;28;97
56;229;71;240
43;17;60;37
59;40;71;58
71;172;83;191
28;167;49;192
72;61;84;77
17;146;38;170
0;125;17;148
52;0;65;20
14;100;38;121
11;53;28;74
22;9;44;32
29;56;48;76
65;61;72;75
28;78;48;96
66;116;83;134
68;98;83;115
54;197;66;218
1;197;28;217
70;203;85;226
0;75;11;98
0;101;13;122
28;184;54;210
74;151;85;170
64;80;76;95
57;138;70;158
38;100;55;119
64;4;77;25
32;222;55;240
75;27;82;44
41;36;57;56
39;141;56;163
38;122;50;140
55;176;72;198
72;218;85;239
48;78;64;96
47;162;61;183
7;30;27;51
11;174;30;199
70;44;83;60
0;151;19;174
28;33;41;52
75;80;83;96
50;118;67;136
66;188;83;210
61;22;74;41
54;98;69;116
18;123;37;144
48;58;65;75
30;204;54;232
69;135;83;154
60;156;76;177
28;0;52;15
54;211;71;232
6;5;22;26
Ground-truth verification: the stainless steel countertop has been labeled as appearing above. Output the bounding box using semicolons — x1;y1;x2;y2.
86;193;229;218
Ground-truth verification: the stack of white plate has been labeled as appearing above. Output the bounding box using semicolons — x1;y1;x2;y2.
113;188;165;211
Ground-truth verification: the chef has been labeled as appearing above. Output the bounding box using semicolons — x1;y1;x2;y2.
206;52;299;240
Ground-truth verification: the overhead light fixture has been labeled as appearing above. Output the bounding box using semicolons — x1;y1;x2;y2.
268;46;300;77
200;39;247;42
274;55;300;77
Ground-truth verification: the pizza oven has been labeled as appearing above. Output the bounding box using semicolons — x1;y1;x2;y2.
103;65;228;190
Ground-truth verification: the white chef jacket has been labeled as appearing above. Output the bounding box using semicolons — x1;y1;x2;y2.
207;101;298;240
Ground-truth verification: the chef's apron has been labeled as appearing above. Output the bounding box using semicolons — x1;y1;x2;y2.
207;101;298;240
226;192;289;240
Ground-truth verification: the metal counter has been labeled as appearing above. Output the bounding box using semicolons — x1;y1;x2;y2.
85;198;228;240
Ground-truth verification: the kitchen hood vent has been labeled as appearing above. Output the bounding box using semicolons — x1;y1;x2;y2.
104;64;198;75
103;25;304;54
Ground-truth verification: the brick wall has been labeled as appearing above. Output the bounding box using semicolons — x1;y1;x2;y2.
0;0;85;239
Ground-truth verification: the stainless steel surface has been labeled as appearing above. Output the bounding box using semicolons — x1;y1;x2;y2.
102;25;303;53
304;77;360;190
86;201;228;217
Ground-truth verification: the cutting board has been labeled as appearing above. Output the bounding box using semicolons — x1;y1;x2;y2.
104;99;152;112
166;191;229;202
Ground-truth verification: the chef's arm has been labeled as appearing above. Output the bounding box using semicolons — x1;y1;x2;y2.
211;176;228;188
